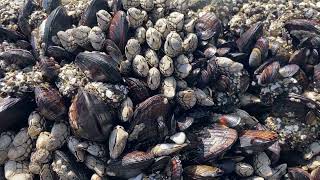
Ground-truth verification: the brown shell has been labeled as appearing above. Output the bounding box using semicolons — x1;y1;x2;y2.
289;48;309;66
184;125;238;163
39;57;60;82
314;63;320;89
238;130;278;153
183;165;224;179
128;95;171;145
311;167;320;180
249;37;269;67
124;77;151;105
106;151;154;179
108;11;129;51
35;86;66;121
288;168;311;180
236;22;263;53
171;156;183;180
69;89;114;141
195;12;222;41
258;61;280;85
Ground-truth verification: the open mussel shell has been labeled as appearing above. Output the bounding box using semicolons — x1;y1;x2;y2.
183;125;238;163
0;97;35;132
75;51;121;83
106;151;154;179
124;78;150;105
34;86;66;121
79;0;108;27
44;6;72;52
237;130;278;153
236;22;263;53
128;95;171;147
183;165;224;179
69;89;115;141
53;150;89;180
107;11;129;51
195;12;222;41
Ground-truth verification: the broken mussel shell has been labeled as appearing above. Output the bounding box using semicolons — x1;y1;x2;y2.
34;86;67;121
237;130;278;154
183;125;238;163
69;89;115;141
0;97;35;132
128;95;171;147
75;51;122;83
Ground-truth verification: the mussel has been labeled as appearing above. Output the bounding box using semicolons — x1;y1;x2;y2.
0;97;35;132
184;125;238;163
75;51;122;83
79;0;108;27
34;86;67;121
236;22;263;53
107;11;129;51
43;6;72;52
128;95;171;147
69;89;115;141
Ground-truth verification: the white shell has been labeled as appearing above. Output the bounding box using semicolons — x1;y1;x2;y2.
170;132;186;144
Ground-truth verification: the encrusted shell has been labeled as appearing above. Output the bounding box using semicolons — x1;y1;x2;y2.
164;31;183;57
132;55;149;77
146;27;162;50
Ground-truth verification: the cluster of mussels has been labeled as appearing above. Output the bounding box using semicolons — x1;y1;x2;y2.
0;0;320;179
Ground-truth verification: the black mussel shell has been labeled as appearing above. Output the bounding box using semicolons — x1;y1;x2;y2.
106;151;154;179
53;150;89;180
39;57;60;82
184;125;238;163
108;11;128;52
18;0;36;38
42;0;61;13
128;95;171;147
35;86;67;121
69;89;115;141
0;49;35;68
44;6;72;52
46;45;76;62
0;96;36;132
0;26;26;42
79;0;108;27
124;77;150;105
75;51;121;83
284;19;320;34
236;22;263;53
